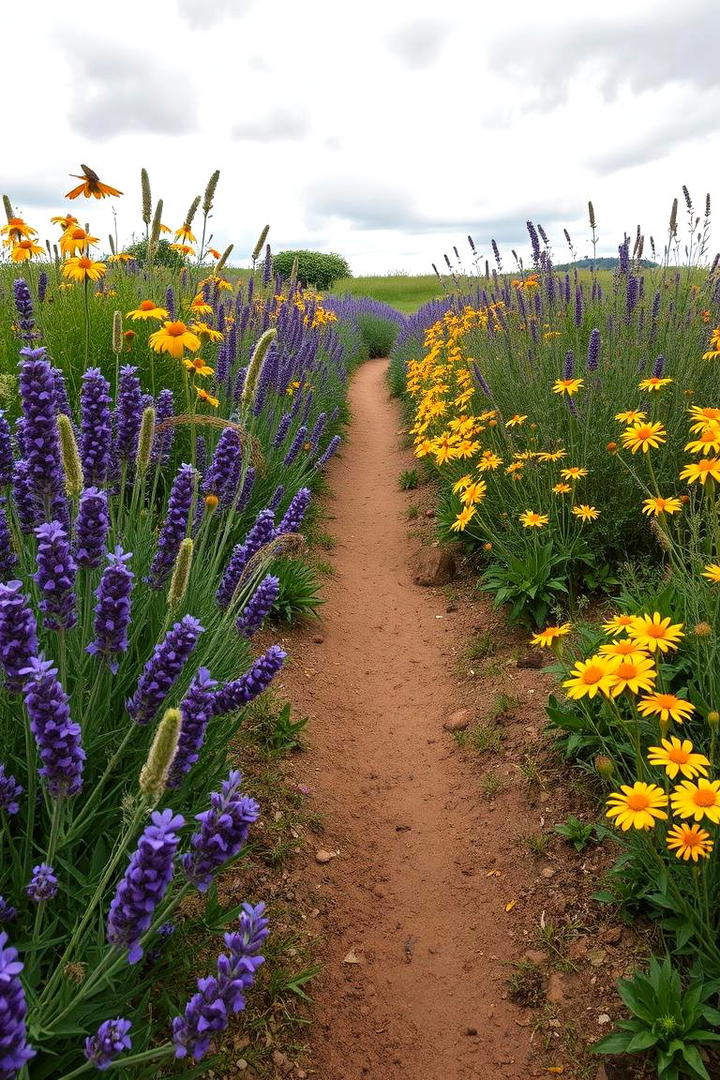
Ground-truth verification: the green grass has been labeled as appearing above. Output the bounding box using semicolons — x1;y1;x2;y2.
330;274;446;313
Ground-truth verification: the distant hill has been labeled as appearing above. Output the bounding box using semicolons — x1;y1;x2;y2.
553;257;659;271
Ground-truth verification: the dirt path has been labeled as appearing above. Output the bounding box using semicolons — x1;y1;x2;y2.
278;357;537;1079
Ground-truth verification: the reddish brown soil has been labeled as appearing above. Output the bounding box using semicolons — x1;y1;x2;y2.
276;357;550;1079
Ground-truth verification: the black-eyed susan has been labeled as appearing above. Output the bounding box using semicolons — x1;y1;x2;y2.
701;329;720;361
630;612;684;654
169;243;195;257
563;655;616;699
505;461;524;475
642;496;683;516
50;213;78;230
127;300;169;321
188;295;213;316
671;779;720;824
107;252;135;264
189;321;224;343
537;449;567;462
519;510;548;528
607;654;657;696
689;405;720;431
10;240;44;262
552;377;584;396
158;223;172;235
195;387;219;408
552;482;572;494
602;613;639;636
680;458;720;485
615;409;647;423
530;623;572;649
638;693;696;726
647;736;708;779
60;226;99;256
148;320;201;358
598;638;648;660
666;823;713;861
460;481;487;505
505;414;527;428
606;782;668;831
452;474;472;495
702;563;720;583
62;256;107;283
182;355;214;377
572;504;600;522
621;420;667;454
560;466;588;480
66;164;123;200
684;422;720;455
450;506;476;532
174;223;197;244
638;376;673;391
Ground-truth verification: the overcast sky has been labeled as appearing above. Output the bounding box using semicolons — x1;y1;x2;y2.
3;0;717;274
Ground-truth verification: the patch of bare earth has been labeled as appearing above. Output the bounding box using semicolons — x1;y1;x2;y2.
240;357;653;1080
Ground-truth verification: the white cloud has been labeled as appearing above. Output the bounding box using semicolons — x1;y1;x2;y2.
232;109;307;142
386;18;451;68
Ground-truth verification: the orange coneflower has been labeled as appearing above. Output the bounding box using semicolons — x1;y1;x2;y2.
1;217;37;244
196;386;219;408
66;164;123;200
207;248;222;260
60;226;100;256
10;240;44;263
148;320;201;358
169;243;195;257
62;256;107;283
174;224;196;244
127;300;169;321
51;214;78;230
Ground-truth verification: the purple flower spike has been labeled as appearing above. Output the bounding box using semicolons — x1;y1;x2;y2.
272;412;292;449
26;864;58;902
0;931;35;1074
563;350;575;380
182;771;260;892
0;765;22;815
0;500;17;579
202;429;242;503
148;464;196;589
80;368;113;485
587;328;601;372
0;899;16;924
283;425;307;466
0;412;13;489
276;488;310;536
106;808;185;964
172;902;268;1061
152;389;175;466
75;488;110;569
0;581;39;693
166;668;218;789
37;271;48;303
18;347;68;526
11;460;39;534
236;575;279;638
87;548;134;674
215;509;275;610
84;1018;133;1071
22;656;85;798
212;645;286;717
13;279;39;345
126;615;203;725
652;354;666;377
115;366;142;462
316;434;341;469
34;521;77;631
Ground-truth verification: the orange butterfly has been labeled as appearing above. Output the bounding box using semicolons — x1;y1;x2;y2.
66;164;123;200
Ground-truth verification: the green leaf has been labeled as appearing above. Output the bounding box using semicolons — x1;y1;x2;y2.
592;1030;634;1054
626;1029;658;1052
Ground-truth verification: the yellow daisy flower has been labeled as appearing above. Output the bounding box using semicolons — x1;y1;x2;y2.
680;458;720;485
529;623;572;649
607;654;657;696
630;613;684;654
450;506;476;532
602;613;639;636
666;823;713;861
637;693;695;726
606;782;668;831
638;376;673;391
572;504;600;522
621;421;667;454
641;497;683;517
148;320;201;359
519;510;549;528
552;378;584;396
563;655;616;699
671;779;720;824
702;563;720;583
647;737;708;779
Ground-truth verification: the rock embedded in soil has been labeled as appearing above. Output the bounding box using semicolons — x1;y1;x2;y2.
315;849;336;864
443;708;474;732
413;547;456;586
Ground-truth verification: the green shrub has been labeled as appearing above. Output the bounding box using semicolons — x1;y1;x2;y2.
273;250;350;290
125;237;187;269
356;314;399;358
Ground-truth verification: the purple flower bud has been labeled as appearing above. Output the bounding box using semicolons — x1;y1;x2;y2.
232;367;247;404
107;809;185;963
212;645;286;717
563;350;575;380
75;488;110;569
316;435;341;469
236;575;279;637
18;348;67;525
0;500;17;579
268;485;284;512
116;366;142;462
0;931;34;1073
52;367;72;420
652;354;666;378
11;460;39;534
166;668;217;789
84;1018;133;1071
37;271;48;303
182;771;259;892
13;279;39;345
283;426;306;466
574;285;584;327
626;275;639;319
0;765;22;815
127;615;203;725
202;429;242;504
272;413;292;449
195;436;207;474
172;903;268;1060
165;285;176;321
216;509;275;610
309;412;327;452
0;412;13;489
22;656;85;798
34;521;77;631
587;328;601;372
276;488;310;536
148;464;196;589
80;368;113;485
152;389;175;466
27;863;58;902
471;363;491;397
618;237;630;274
0;581;39;693
87;548;134;674
0;899;16;923
526;221;541;266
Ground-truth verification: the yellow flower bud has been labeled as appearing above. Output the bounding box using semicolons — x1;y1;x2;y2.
594;755;614;779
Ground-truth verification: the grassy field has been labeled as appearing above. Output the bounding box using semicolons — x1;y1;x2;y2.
329;274;445;313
